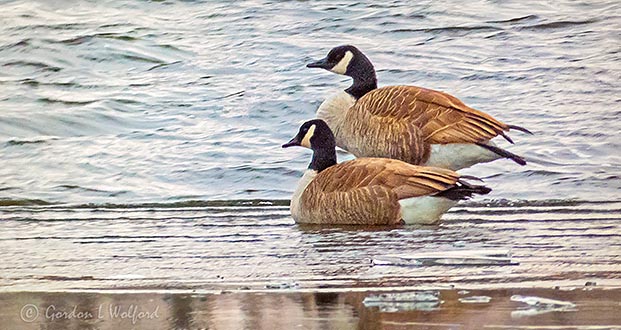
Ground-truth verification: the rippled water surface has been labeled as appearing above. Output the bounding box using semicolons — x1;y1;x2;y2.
1;0;621;302
1;0;619;204
2;200;621;292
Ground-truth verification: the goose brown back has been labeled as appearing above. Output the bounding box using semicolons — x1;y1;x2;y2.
340;85;512;164
296;158;460;225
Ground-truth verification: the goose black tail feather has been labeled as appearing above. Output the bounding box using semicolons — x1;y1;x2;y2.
476;142;527;166
508;124;533;135
437;179;491;201
499;132;515;144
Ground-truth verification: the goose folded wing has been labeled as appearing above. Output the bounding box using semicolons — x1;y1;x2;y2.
299;159;461;224
354;85;509;144
310;158;459;198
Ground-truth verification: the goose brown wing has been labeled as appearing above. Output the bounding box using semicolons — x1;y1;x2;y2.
298;158;461;225
352;85;510;144
306;158;459;199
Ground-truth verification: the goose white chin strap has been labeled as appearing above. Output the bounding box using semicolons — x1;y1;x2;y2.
330;51;353;75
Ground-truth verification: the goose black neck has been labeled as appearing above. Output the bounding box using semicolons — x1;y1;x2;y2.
309;147;337;173
344;51;378;99
345;77;377;99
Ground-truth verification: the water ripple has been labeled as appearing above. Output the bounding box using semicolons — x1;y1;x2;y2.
0;200;619;290
0;0;618;206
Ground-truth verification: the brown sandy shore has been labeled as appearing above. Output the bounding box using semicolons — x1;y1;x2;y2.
1;286;621;330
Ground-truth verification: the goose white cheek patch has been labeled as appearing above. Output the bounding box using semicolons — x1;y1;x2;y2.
301;124;316;148
330;51;353;75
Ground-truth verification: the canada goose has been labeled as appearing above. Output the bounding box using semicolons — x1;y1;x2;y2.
282;119;491;225
307;45;532;171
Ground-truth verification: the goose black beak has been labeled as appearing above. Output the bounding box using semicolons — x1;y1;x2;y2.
282;137;301;148
306;57;331;69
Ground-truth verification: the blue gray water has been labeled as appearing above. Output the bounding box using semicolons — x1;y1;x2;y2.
1;1;621;293
1;0;619;205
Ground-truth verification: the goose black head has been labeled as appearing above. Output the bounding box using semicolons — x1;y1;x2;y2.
282;119;335;151
283;119;337;172
307;45;377;99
